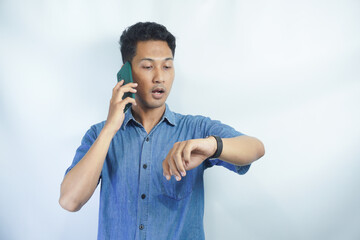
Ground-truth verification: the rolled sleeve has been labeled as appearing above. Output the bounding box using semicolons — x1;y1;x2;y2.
64;126;98;176
201;117;251;175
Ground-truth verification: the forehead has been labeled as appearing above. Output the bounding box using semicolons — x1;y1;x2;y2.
134;40;173;60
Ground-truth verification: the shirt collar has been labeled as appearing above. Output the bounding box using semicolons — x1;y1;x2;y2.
162;103;176;126
122;103;176;130
122;107;134;129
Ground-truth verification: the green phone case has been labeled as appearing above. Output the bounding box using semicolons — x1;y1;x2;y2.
117;62;135;112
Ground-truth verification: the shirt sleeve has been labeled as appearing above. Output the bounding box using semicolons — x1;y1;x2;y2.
64;125;100;180
201;117;251;175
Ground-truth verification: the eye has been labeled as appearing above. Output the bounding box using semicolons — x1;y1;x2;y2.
164;65;172;69
142;65;152;70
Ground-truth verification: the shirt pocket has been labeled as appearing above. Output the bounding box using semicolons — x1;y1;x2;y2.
155;169;196;200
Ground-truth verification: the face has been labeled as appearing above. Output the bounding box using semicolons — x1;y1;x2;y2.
131;40;174;111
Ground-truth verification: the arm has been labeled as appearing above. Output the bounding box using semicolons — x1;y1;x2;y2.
59;80;137;212
59;128;115;212
219;135;265;166
162;135;265;181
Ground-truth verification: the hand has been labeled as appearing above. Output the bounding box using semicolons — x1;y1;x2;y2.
162;136;217;181
104;80;137;135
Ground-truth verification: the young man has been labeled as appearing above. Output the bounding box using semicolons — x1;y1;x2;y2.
59;22;265;239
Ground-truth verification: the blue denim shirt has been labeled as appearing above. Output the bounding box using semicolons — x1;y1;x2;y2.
65;104;250;240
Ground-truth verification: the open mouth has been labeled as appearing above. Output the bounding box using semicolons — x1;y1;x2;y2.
152;87;165;94
152;89;165;94
151;87;166;99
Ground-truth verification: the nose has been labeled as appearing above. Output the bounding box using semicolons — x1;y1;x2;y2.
153;66;165;83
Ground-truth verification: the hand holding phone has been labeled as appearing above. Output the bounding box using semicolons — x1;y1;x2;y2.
103;63;137;135
117;61;135;113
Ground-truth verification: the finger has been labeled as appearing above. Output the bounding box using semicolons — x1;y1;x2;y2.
162;159;171;181
168;143;182;181
164;146;176;180
164;144;177;180
118;86;138;95
118;82;138;91
169;168;173;176
123;82;138;88
163;148;174;180
114;81;137;94
111;97;136;113
173;142;187;177
113;80;124;93
118;97;137;110
114;86;137;102
183;140;195;170
169;156;181;181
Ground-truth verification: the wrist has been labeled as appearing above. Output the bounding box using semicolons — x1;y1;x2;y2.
206;136;217;157
100;125;117;139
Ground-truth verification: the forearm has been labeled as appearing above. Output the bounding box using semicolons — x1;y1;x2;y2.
219;135;265;166
59;127;115;212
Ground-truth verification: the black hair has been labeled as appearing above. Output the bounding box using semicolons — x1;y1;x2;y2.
119;22;176;64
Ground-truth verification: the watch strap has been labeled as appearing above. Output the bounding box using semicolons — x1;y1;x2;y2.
210;135;223;159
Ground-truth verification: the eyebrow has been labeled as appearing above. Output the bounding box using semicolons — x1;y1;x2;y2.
140;57;174;62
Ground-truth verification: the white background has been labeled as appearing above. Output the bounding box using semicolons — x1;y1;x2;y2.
0;0;359;239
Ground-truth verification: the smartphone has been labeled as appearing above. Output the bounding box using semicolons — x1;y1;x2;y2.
117;61;135;112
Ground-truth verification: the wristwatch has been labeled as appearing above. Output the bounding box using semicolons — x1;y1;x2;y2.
209;135;223;159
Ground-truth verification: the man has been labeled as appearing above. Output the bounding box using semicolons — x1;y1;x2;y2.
59;22;265;239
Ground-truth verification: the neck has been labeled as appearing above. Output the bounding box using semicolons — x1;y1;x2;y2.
131;104;166;134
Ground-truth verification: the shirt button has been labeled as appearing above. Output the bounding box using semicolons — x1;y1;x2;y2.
139;224;144;230
143;164;147;169
141;194;146;199
146;137;149;142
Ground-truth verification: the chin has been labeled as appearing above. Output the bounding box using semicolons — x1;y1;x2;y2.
136;99;166;110
147;101;166;109
136;94;169;110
